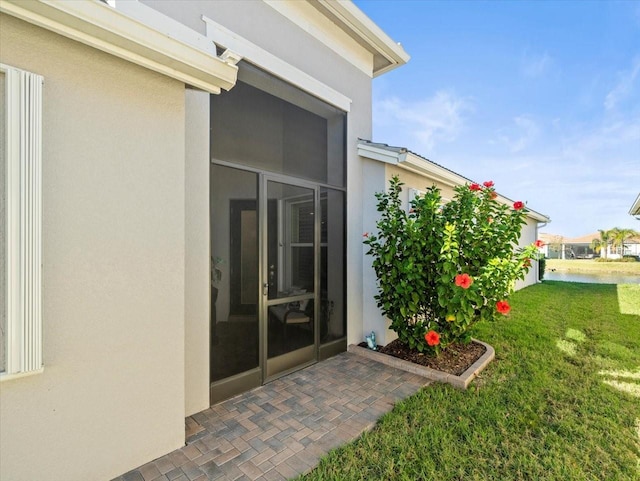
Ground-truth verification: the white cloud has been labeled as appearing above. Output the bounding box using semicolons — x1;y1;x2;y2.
374;90;471;151
496;115;540;153
562;116;640;160
604;56;640;110
521;52;552;78
445;110;640;238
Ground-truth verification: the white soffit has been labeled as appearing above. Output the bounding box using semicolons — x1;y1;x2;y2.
263;0;374;77
310;0;410;77
630;193;640;216
0;0;238;94
201;15;352;112
358;140;550;223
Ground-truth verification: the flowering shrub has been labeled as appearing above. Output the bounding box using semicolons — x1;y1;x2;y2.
364;176;542;354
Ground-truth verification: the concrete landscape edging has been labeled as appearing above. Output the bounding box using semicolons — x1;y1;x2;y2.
348;339;495;389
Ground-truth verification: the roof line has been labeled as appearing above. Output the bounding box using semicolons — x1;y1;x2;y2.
312;0;410;76
629;193;640;216
0;0;238;93
357;139;551;223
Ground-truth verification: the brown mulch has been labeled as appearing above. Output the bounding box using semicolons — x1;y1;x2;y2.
360;339;487;376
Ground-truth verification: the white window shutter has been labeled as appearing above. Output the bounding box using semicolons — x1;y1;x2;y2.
2;64;43;377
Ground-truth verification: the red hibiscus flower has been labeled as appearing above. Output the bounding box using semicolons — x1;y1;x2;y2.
425;330;440;346
496;300;511;315
454;273;473;289
490;191;498;199
363;232;369;238
534;239;544;248
513;201;524;210
483;181;494;188
469;183;482;191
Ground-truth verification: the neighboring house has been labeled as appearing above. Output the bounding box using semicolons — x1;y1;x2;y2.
540;232;640;259
538;233;563;259
358;141;550;343
615;234;640;257
0;2;545;480
539;232;599;259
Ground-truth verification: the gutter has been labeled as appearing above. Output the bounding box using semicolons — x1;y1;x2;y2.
629;193;640;218
0;0;239;94
313;0;410;77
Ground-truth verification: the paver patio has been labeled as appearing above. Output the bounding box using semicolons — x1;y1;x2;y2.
113;352;429;481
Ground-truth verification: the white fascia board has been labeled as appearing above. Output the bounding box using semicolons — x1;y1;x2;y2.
315;0;410;77
629;193;640;216
400;152;466;188
357;144;466;188
263;0;374;77
401;153;550;222
357;143;401;165
0;0;238;94
359;143;550;223
201;15;351;112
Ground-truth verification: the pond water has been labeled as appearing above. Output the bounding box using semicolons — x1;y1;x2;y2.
544;271;640;284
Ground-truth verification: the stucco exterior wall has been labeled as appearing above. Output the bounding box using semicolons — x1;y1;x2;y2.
516;217;540;289
0;15;186;481
384;165;459;200
361;159;387;344
184;89;211;416
142;0;374;356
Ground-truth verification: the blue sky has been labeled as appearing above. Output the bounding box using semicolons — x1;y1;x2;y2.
355;0;640;238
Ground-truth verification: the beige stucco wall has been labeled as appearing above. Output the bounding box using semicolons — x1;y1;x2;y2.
184;89;211;416
0;15;186;481
385;165;459;203
516;217;540;289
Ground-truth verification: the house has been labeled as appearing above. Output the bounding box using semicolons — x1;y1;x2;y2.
539;232;599;259
540;232;640;259
0;1;546;480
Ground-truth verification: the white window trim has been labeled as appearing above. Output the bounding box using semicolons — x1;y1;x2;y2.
201;15;352;112
1;63;44;381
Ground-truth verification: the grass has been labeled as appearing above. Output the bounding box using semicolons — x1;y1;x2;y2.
547;258;640;274
298;282;640;480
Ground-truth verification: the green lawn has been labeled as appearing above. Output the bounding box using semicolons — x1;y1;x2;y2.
299;282;640;480
547;258;640;274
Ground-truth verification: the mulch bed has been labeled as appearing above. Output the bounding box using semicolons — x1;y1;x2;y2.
359;339;487;376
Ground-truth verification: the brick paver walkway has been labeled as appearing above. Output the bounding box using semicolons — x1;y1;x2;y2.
114;352;428;481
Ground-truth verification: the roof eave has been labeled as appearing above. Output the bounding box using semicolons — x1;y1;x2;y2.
312;0;410;76
358;140;551;223
0;0;239;94
403;152;550;222
629;193;640;216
